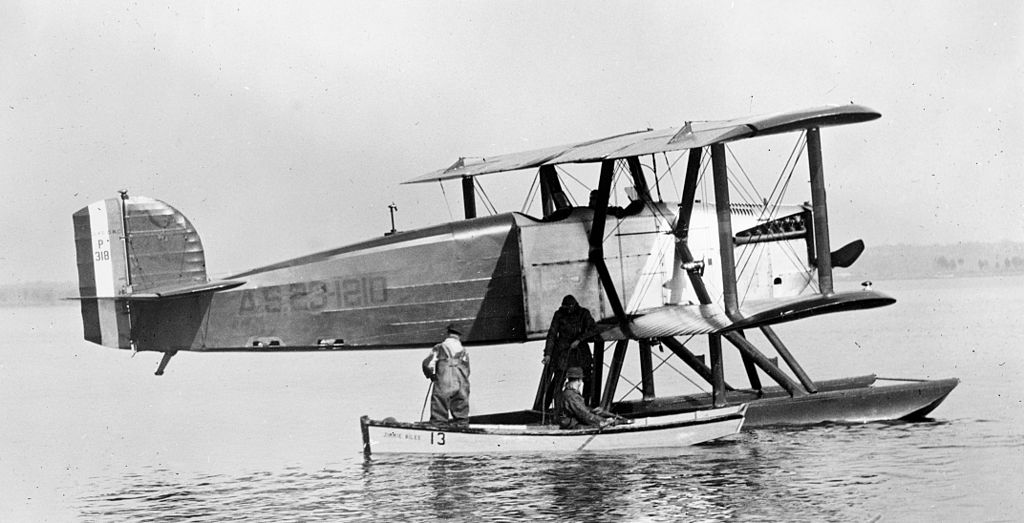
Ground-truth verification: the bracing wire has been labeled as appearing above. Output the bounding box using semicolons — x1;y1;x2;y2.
725;133;818;306
554;165;587;206
726;167;760;207
474;179;498;215
764;135;815;281
738;243;769;303
727;144;764;204
521;171;540;214
615;343;709;402
655;149;703;206
761;132;807;221
438;180;454;220
660;151;683;198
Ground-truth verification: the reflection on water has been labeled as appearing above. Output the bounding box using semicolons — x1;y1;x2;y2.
75;417;1024;522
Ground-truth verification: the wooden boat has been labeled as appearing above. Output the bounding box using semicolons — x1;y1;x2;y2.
360;404;746;455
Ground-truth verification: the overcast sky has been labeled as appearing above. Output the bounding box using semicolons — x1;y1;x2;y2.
2;1;1021;285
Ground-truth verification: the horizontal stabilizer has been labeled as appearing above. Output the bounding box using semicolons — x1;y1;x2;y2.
122;279;246;300
71;279;245;300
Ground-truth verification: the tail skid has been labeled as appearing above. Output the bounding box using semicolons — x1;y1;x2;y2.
155;351;177;376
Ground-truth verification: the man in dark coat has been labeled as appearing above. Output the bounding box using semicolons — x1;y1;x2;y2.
422;324;470;425
542;295;597;408
556;367;617;429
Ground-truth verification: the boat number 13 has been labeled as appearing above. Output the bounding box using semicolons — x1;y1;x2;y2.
430;432;446;445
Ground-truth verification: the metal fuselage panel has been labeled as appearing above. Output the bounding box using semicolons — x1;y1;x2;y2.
517;204;677;336
133;214;526;351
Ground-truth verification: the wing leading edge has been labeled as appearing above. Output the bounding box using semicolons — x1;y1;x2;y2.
405;104;880;185
598;289;895;340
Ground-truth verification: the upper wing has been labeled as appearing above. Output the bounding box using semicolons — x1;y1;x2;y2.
598;289;895;340
405;104;880;185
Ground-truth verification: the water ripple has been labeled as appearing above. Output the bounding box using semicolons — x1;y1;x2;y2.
70;418;1023;521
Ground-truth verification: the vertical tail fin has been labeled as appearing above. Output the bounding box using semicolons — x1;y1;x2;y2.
72;194;209;349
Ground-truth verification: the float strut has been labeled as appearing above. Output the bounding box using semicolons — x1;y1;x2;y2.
660;336;734;391
723;332;806;397
709;334;727;407
600;339;629;412
638;339;656;401
760;326;817;393
532;359;552;411
736;331;763;392
591;340;605;407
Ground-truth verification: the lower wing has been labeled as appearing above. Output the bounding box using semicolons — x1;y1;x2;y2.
598;289;895;340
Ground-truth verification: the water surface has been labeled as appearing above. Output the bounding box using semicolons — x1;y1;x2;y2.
2;276;1022;521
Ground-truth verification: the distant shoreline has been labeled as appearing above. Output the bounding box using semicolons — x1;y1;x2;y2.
0;282;79;307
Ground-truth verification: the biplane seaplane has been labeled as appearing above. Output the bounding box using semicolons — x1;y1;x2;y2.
74;104;957;449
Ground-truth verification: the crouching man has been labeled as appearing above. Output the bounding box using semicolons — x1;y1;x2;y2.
555;367;623;429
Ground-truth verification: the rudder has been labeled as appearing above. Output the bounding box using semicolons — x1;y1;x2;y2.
73;193;209;349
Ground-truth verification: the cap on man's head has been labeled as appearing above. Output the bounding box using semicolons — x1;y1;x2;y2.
446;324;463;336
561;295;578;308
566;367;584;380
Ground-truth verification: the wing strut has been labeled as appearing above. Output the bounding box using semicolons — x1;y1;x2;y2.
589;160;630;334
711;143;741;320
538;165;570;217
709;144;806;397
625;156;651;201
807;127;834;294
674;148;714;304
461;176;476;219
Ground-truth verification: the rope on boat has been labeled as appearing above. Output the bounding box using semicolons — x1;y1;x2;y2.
420;381;433;422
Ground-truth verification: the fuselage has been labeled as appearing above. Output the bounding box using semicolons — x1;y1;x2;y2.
125;200;815;352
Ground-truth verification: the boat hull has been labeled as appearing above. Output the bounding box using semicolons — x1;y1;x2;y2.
361;405;745;455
